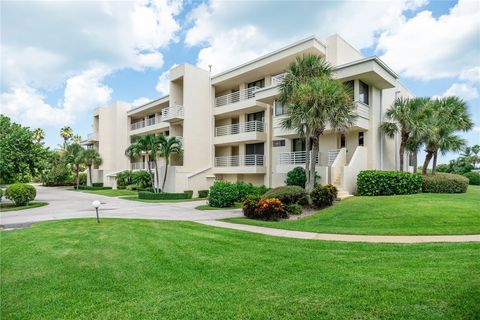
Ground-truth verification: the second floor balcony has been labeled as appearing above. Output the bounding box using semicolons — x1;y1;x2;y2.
213;154;266;174
214;120;266;145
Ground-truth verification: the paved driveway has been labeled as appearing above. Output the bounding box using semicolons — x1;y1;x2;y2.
0;186;242;227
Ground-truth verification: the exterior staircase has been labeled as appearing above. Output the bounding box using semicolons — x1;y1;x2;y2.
331;169;353;200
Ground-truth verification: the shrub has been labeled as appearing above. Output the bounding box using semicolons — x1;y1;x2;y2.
78;173;87;186
184;190;193;199
132;170;152;188
422;173;469;193
138;191;188;200
284;203;303;215
198;190;209;198
435;164;449;173
357;170;423;196
92;182;104;188
285;167;307;188
208;181;239;207
253;198;287;220
235;182;268;201
463;172;480;186
5;183;36;206
311;184;338;208
242;195;261;218
262;185;307;204
77;186;112;191
116;170;134;187
0;188;3;201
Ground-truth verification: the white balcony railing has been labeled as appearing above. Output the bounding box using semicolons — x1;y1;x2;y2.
131;120;145;130
278;151;319;165
161;105;184;121
215;120;265;137
214;154;264;167
215;86;258;107
131;161;156;170
328;149;341;166
271;72;287;86
87;132;98;141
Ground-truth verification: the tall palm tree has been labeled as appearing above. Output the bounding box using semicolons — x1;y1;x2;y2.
287;77;356;192
65;143;85;189
82;149;102;186
59;126;73;149
125;135;157;191
157;135;183;191
279;54;333;191
471;144;480;168
380;97;428;171
72;134;82;144
421;97;473;174
33;128;45;143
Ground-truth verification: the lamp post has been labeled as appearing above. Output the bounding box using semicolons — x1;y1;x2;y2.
92;200;101;223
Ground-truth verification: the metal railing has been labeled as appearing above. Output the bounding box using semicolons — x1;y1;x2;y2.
87;132;98;141
130;120;145;130
215;120;265;136
278;151;319;165
161;105;184;120
271;72;287;86
214;154;264;167
328;149;341;166
215;86;258;107
146;117;158;126
131;161;156;170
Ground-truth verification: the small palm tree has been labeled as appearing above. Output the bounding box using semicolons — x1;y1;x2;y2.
471;144;480;168
66;143;85;189
72;134;82;144
157;135;183;191
60;126;73;149
125;135;157;191
33;128;45;143
82;149;102;186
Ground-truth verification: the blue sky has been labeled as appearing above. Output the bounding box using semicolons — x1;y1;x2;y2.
1;0;479;164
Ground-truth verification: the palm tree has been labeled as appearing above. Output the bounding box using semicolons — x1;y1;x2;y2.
286;77;356;192
33;128;45;143
59;126;73;149
157;135;183;191
65;143;85;189
279;54;333;191
380;97;428;171
82;149;102;186
471;144;480;168
421;97;473;175
72;134;82;144
125;135;157;191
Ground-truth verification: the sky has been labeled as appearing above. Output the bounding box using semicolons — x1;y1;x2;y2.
1;0;479;164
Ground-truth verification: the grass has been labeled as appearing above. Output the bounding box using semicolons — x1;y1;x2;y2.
226;186;480;236
195;202;242;210
71;189;138;197
0;202;48;212
120;196;207;203
1;219;479;319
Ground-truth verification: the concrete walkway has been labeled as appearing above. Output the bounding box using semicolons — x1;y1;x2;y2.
199;220;480;244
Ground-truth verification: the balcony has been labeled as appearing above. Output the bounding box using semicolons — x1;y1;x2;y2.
213;154;266;174
271;72;287;86
161;105;184;123
255;72;287;103
276;150;339;174
214;121;266;145
131;161;156;170
214;87;268;116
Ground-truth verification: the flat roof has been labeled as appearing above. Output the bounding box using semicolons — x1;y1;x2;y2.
335;56;398;79
127;95;170;115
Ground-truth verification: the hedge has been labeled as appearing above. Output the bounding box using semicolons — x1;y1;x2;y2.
310;184;337;208
92;182;104;188
262;185;307;204
463;172;480;186
208;181;268;208
0;188;3;201
422;173;469;193
198;190;209;198
138;191;189;200
184;190;193;199
6;183;36;206
77;185;112;191
357;170;423;196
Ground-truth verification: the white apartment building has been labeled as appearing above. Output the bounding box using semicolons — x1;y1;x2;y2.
82;34;413;196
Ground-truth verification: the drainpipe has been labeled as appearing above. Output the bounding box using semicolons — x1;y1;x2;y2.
208;65;213;167
380;90;384;170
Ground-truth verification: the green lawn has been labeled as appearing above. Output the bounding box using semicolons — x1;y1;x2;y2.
1;219;479;319
72;189;138;197
195;202;242;210
226;186;480;235
121;196;206;203
0;202;48;212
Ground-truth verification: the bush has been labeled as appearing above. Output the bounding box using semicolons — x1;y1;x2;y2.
253;198;287;221
463;172;480;185
77;186;112;191
311;184;338;208
0;188;3;201
92;182;104;188
184;190;193;199
236;182;268;201
198;190;209;198
5;183;36;206
357;170;423;196
132;171;152;188
242;195;261;218
208;181;239;207
285;203;303;215
116;170;134;187
138;191;188;200
262;185;307;204
422;173;469;193
435;164;449;173
78;173;87;186
285;167;307;188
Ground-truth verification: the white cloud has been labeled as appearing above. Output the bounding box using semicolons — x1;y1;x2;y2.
155;64;178;95
473;127;480;132
131;97;151;108
441;83;479;101
460;67;480;83
377;0;480;80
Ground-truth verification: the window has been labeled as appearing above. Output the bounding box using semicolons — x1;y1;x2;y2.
274;100;287;116
340;134;346;148
344;80;354;101
292;138;313;152
247;79;265;89
358;132;364;146
247;111;264;122
359;81;369;105
273;140;286;147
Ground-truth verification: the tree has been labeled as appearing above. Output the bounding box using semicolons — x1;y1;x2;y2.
65;143;85;189
157;135;183;191
72;134;82;144
421;97;473;175
380;97;428;171
33;128;45;143
472;144;480;168
125;135;157;191
82;149;102;186
279;54;334;192
59;126;73;149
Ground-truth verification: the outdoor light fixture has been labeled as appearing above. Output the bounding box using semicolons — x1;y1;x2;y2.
92;200;101;223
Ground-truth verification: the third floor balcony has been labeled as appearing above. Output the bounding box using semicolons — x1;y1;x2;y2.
214;120;266;145
214;87;268;117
